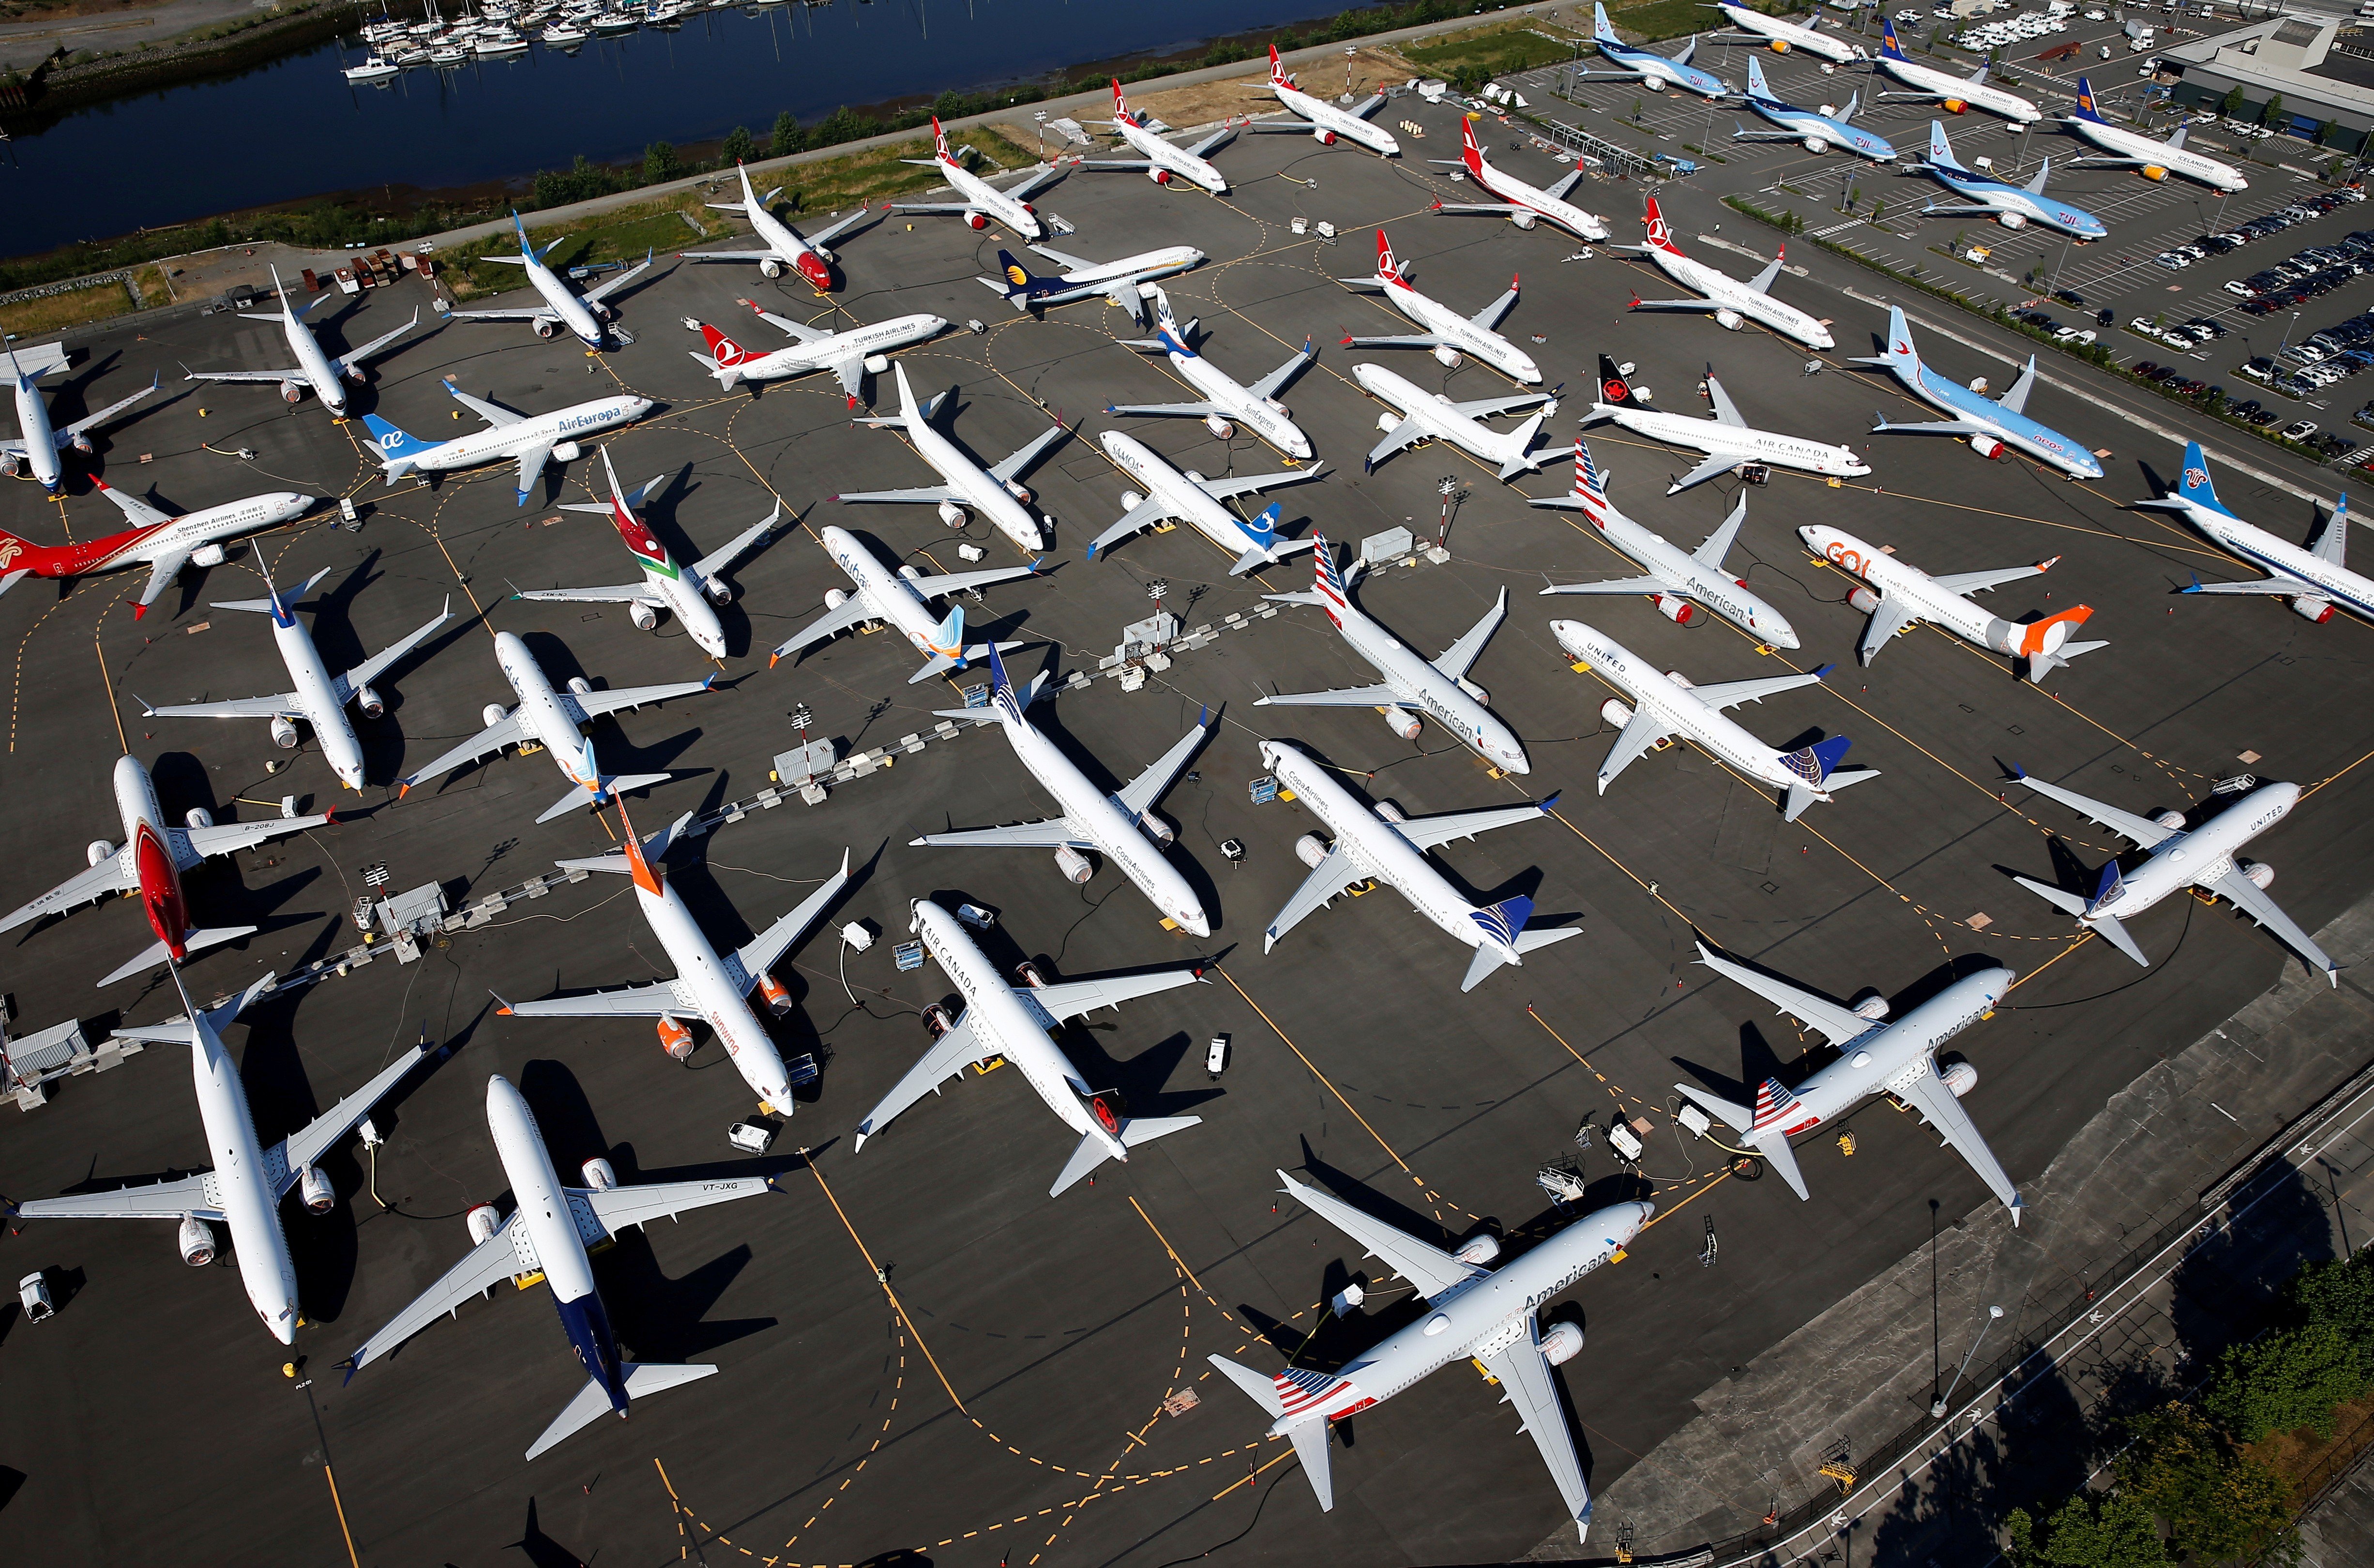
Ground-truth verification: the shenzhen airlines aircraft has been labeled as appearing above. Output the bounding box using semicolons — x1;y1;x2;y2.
181;264;418;417
1089;429;1325;573
1339;230;1540;383
2;343;155;493
1244;45;1399;156
1800;523;2102;679
769;524;1040;681
0;480;316;618
1429;115;1608;242
2136;442;2374;627
688;299;948;402
834;362;1067;552
2057;77;2246;191
1110;288;1317;458
680;160;888;288
892;117;1068;240
363;382;653;506
1587;355;1868;492
1079;80;1236;192
1852;306;2103;479
446;211;652;349
1709;1;1862;63
1619;196;1832;349
1873;18;2039;122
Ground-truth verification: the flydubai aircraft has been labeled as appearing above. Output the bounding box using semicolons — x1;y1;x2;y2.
1243;45;1400;155
1585;2;1731;97
1110;287;1317;458
769;524;1041;680
1353;362;1564;481
2136;442;2374;626
1918;121;2105;239
688;298;949;402
363;381;653;506
1618;196;1833;349
892;116;1069;241
1733;56;1896;160
1851;306;2103;479
1871;18;2039;122
981;242;1204;328
1338;229;1540;383
1089;429;1325;573
2056;77;2247;191
446;212;652;349
1708;1;1862;63
1586;355;1869;492
1800;523;2102;678
181;264;419;417
1079;79;1237;192
0;480;316;618
834;362;1066;552
1429;115;1608;242
679;160;887;288
2;343;155;493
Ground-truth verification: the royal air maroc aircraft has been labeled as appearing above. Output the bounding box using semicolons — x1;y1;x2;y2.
1353;362;1565;481
1852;306;2104;479
982;242;1204;328
2135;442;2374;626
2057;76;2247;191
9;966;433;1344
834;363;1067;552
1088;430;1326;573
1734;56;1897;160
1800;523;2102;678
1429;115;1609;241
1078;79;1237;192
1585;1;1731;98
1532;441;1800;648
1675;941;2023;1217
1209;1173;1649;1530
1587;356;1869;492
1109;287;1318;458
445;212;653;349
1918;122;2105;240
2;342;156;493
892;116;1069;241
688;299;949;402
181;264;419;417
1709;1;1863;64
0;480;317;618
1552;619;1877;819
851;899;1205;1196
679;159;888;288
1872;18;2039;121
340;1072;772;1459
768;524;1041;680
1257;739;1573;989
1617;196;1834;349
1243;45;1400;156
1338;230;1541;383
363;381;653;506
2004;767;2337;981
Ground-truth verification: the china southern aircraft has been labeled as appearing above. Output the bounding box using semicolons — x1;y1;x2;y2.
446;211;652;349
1110;287;1317;458
1918;121;2105;239
181;264;419;417
2;342;155;493
1852;306;2103;479
892;116;1069;240
2136;442;2374;626
680;160;887;289
2058;77;2247;191
1243;45;1400;156
1338;229;1541;383
1618;196;1834;349
1872;18;2039;121
1585;1;1730;97
1587;355;1869;492
1800;523;2101;678
1079;79;1237;192
1429;115;1608;242
1708;1;1863;64
770;524;1041;680
1734;56;1896;160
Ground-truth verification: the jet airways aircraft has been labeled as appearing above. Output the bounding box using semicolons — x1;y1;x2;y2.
1586;2;1731;97
0;480;316;618
1618;196;1833;349
1354;361;1563;481
893;116;1068;240
0;753;333;985
1734;56;1896;160
2004;767;2336;981
1258;539;1530;774
852;899;1205;1196
983;242;1204;328
1552;619;1876;819
2136;442;2374;626
514;449;780;660
834;362;1066;551
1533;441;1799;648
501;803;850;1110
769;524;1040;680
1709;1;1862;63
1429;115;1608;241
1338;230;1541;383
1243;45;1399;156
3;343;156;493
914;644;1211;934
1919;122;2105;239
1210;1173;1648;1530
1080;79;1236;192
341;1072;772;1458
181;264;418;417
2058;76;2247;191
1089;430;1325;574
1873;18;2039;121
1852;306;2103;479
689;298;949;402
1587;356;1869;492
397;632;715;823
141;565;449;788
1801;523;2102;678
10;966;433;1344
1676;942;2023;1217
363;381;653;506
1110;288;1317;458
447;212;652;349
680;160;887;288
1257;739;1573;990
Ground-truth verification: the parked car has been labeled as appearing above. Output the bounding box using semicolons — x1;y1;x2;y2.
2283;419;2321;440
2241;357;2276;380
2097;307;2116;326
2055;325;2096;344
16;1271;53;1325
2053;287;2087;307
2233;397;2264;419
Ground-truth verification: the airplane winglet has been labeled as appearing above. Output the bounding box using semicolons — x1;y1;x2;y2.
2004;761;2026;780
701;672;719;690
1539;790;1562;812
1810;663;1835;679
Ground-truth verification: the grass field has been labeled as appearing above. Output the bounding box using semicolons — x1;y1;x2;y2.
0;278;136;337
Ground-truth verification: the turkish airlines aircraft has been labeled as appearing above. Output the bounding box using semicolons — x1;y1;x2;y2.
2136;442;2374;627
1110;287;1317;458
1429;115;1608;242
1872;18;2040;122
1089;430;1325;573
1801;523;2102;679
1587;355;1868;492
2057;77;2246;192
892;116;1068;240
834;362;1066;552
0;481;317;618
1354;361;1563;481
363;382;653;507
181;264;419;417
2;343;156;494
1618;195;1833;349
1243;45;1399;156
689;300;949;401
680;160;888;288
1709;1;1863;64
445;211;652;349
769;523;1040;681
1339;230;1540;383
1079;79;1236;192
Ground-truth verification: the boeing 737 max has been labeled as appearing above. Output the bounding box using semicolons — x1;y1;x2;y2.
181;263;418;416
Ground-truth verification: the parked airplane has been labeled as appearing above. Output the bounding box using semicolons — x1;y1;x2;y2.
446;212;652;349
1872;18;2039;121
1708;1;1863;63
892;116;1068;240
1353;361;1564;480
1429;115;1608;241
2004;767;2336;981
363;381;653;506
140;564;450;789
2058;76;2246;190
688;298;949;402
1586;356;1869;492
834;363;1066;551
1800;523;2101;678
1551;618;1876;819
1243;45;1400;155
514;449;779;660
2;343;156;493
1110;288;1317;458
340;1072;772;1458
1852;306;2103;479
1256;740;1572;989
1079;79;1236;192
983;242;1204;328
181;264;419;417
1089;429;1325;573
1533;441;1799;648
851;899;1205;1195
769;524;1040;680
1585;1;1731;97
9;966;433;1344
0;480;317;618
1676;942;2023;1217
1918;121;2105;239
1617;196;1833;349
680;160;888;288
1734;56;1896;160
2136;442;2374;625
1338;230;1541;383
1258;539;1530;774
396;632;716;823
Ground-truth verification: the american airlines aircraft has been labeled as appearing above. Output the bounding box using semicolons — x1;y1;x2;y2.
181;264;419;417
1585;1;1731;97
688;298;949;402
1110;288;1317;458
1709;1;1862;64
1080;79;1237;192
341;1073;772;1459
680;160;888;288
1734;56;1896;160
2056;77;2246;192
769;523;1040;680
982;242;1204;328
852;899;1205;1196
1210;1173;1647;1531
1243;45;1400;156
1919;122;2105;240
835;362;1065;551
2136;442;2374;626
1873;18;2039;122
1338;230;1541;383
1429;115;1608;242
0;480;316;618
1089;429;1325;573
1618;196;1833;349
1354;361;1564;481
1587;355;1869;492
1852;306;2103;479
1801;523;2102;678
446;212;652;349
2;343;156;493
363;381;653;506
892;116;1068;240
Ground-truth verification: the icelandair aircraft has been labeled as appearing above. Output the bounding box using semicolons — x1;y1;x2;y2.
1586;1;1730;97
1709;1;1863;63
1110;287;1317;458
1089;429;1324;573
1430;115;1608;241
834;362;1066;552
769;524;1040;680
1339;229;1540;383
1079;79;1237;192
981;242;1204;328
679;160;887;288
1734;56;1896;160
1619;196;1833;349
2058;76;2247;191
2137;442;2374;626
1587;355;1868;492
446;212;652;349
1853;305;2103;479
892;116;1068;240
688;299;948;402
1354;361;1564;481
2;343;156;493
1919;121;2105;239
1244;45;1399;156
0;480;315;618
363;382;652;506
181;264;418;417
1873;17;2039;121
1801;523;2102;679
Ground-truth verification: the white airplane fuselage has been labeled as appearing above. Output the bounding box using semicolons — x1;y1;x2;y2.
1098;431;1294;569
1353;362;1549;475
1158;348;1314;457
266;603;368;789
1643;240;1834;349
191;1010;304;1345
940;153;1044;240
1462;153;1609;242
396;395;651;480
84;488;319;579
493;631;611;791
274;296;354;415
1737;968;2008;1137
1549;478;1799;647
1025;246;1205;309
2063;116;2245;191
2092;781;2300;925
713;314;948;388
1115;118;1228;192
9;373;64;491
1553;620;1823;799
2163;498;2374;624
901;394;1046;551
628;860;799;1109
1376;275;1541;383
521;250;609;349
1588;401;1867;480
817;525;968;656
1715;2;1861;62
1877;52;2039;121
1271;78;1400;155
1800;524;2047;656
1271;578;1529;773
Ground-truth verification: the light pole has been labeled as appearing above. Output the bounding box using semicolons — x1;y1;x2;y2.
1436;475;1468;552
1932;1303;2005;1418
1033;110;1048;160
1345;46;1356;101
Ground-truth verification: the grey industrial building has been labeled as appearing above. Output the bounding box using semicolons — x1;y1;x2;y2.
2161;14;2374;153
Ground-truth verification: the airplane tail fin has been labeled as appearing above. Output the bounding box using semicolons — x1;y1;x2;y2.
1595;354;1645;407
2176;442;2223;512
1572;440;1608;509
699;323;756;387
1374;228;1403;285
1927;120;1962;171
1310;532;1349;626
930;601;968;663
1675;1082;1753;1135
931;114;953;161
2016;605;2101;679
1593;1;1619;43
2085;857;2125;916
1779;736;1856;821
1149;288;1196;356
361;413;433;479
1497;411;1551;480
1461;894;1534;991
1268;43;1292;86
1641;195;1682;254
1879;15;1909;60
527;1363;717;1462
1240;501;1282;549
993;249;1044;306
1460;112;1486;176
1746;53;1770;99
2071;76;2108;123
0;530;60;576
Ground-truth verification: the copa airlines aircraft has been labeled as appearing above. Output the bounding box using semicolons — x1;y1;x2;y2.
0;480;316;618
1257;740;1573;990
1586;1;1731;97
1089;429;1325;573
1853;306;2103;479
1430;115;1608;242
892;116;1068;240
141;565;450;788
1709;1;1862;63
363;382;653;506
852;899;1205;1196
1873;18;2039;121
1258;539;1530;774
1533;441;1799;648
2005;767;2336;981
2136;442;2374;626
500;804;850;1111
982;242;1204;328
1676;943;2023;1217
1801;523;2102;678
1244;45;1399;155
0;754;333;985
1338;230;1540;383
2;343;155;493
1587;356;1869;492
914;644;1211;934
688;299;949;402
2059;76;2247;191
1079;79;1236;192
11;967;433;1345
1734;56;1896;160
1552;619;1876;819
769;523;1040;680
181;264;418;417
397;632;715;823
680;159;887;288
446;212;651;348
1354;361;1564;481
835;362;1065;551
342;1073;772;1459
515;448;780;660
1619;196;1833;349
1110;287;1317;458
1919;122;2105;239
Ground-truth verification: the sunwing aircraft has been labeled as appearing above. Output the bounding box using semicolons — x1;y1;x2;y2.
363;381;654;506
1353;361;1563;481
2136;442;2374;626
982;242;1204;328
181;264;419;417
679;159;888;288
1079;79;1236;192
1852;305;2103;479
1585;1;1731;97
1110;287;1317;458
2058;76;2246;190
1735;56;1896;160
768;523;1040;680
1919;121;2105;240
1243;45;1400;155
1873;18;2039;121
3;343;156;493
0;480;317;618
1708;1;1862;63
1800;523;2101;678
688;299;949;402
892;116;1068;240
1587;355;1869;492
1617;196;1833;349
1088;430;1324;574
1429;115;1608;241
446;212;652;349
834;362;1066;551
1338;230;1541;383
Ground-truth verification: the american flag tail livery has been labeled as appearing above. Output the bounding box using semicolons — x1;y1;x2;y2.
1273;1366;1351;1416
1750;1075;1803;1132
1311;533;1348;627
1572;441;1608;517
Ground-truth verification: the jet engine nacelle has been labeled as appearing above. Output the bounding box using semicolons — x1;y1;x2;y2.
1454;1232;1501;1266
1138;810;1175;847
863;353;890;374
1714;307;1744;331
936;499;969;528
298;1164;334;1213
580;1157;618;1191
1204;413;1236;440
0;452;17;476
1118;489;1145;511
1431;343;1466;370
1968;434;2005;460
568;675;594;696
533;317;559;339
2292;595;2336;624
345;363;370;385
656;1016;695;1060
357;684;385;720
1510;209;1538;230
1456;676;1489;704
68;432;93;454
1652;593;1694;625
1851;991;1890;1020
897;564;924;582
551;440;582;463
482;702;511;728
922;1002;955;1038
1804;135;1830;155
2140;165;2169;182
703;575;733;605
2153;809;2186;830
1601;698;1634;729
1015;961;1048;990
967;212;990;230
757;971;793;1017
1848;586;1882;616
1665;670;1695;690
759;257;785;278
191;543;229;569
1150;167;1173;185
1375;800;1406;823
1054;844;1094;884
629;600;659;631
269;715;300;750
185;806;214;829
1379;703;1422;740
1001;479;1034;505
465;1203;502;1245
1541;1320;1585;1365
1771;37;1791;52
87;839;115;868
1940;1060;1978;1099
1377;411;1403;434
2242;859;2275;890
178;1215;217;1267
1294;832;1332;869
1942;96;1968;113
1316;127;1337;145
279;379;305;405
1996;211;2027;231
1265;396;1291;415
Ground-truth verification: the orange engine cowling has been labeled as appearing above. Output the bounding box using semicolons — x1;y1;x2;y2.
657;1016;696;1060
757;971;793;1017
2140;165;2169;181
1942;97;1968;114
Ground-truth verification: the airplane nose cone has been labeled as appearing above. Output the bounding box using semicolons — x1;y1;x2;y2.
269;1312;296;1346
1181;913;1211;938
1769;625;1803;651
1499;753;1531;776
1632;1200;1657;1233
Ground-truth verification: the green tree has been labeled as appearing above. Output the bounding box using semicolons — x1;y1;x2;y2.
643;140;682;184
2223;84;2245;118
2317;120;2338;148
2289;1250;2374;1339
811;106;875;148
2004;1490;2169;1568
719;125;755;167
2208;1321;2369;1440
2120;1404;2297;1563
771;110;805;158
1873;198;1885;223
2265;91;2285;130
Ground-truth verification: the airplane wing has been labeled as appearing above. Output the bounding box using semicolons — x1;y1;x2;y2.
514;583;665;608
336;310;422;375
177;812;333;866
1917;205;2011;222
1730;128;1805;144
143;692;300;719
912;818;1092;850
832;355;866;402
276;1036;436;1190
579;1174;772;1237
747;304;832;345
1345;332;1447;351
444;385;527;427
2008;768;2177;848
679;249;783;265
1998;357;2039;417
1255;682;1401;709
1469;280;1521;332
583;252;654;305
989;424;1069;485
1264;847;1365;948
1478;1322;1592;1527
1348;91;1387;119
0;850;138;934
399;710;530;790
503;979;699;1020
887;202;977;218
1243;115;1322;133
1077;157;1158;172
1858;597;1916;663
2182;574;2314;596
512;441;555;502
1893;1059;2022;1214
1435;201;1532;219
1702;375;1748;427
855;1018;992;1141
1687;670;1822;711
1366;417;1427;472
1596;709;1676;791
2204;862;2339;980
1627;296;1722;315
1696;941;1872;1045
92;483;175;529
1446;393;1551;420
1875;416;1988;437
1279;1170;1479;1300
1026;965;1201;1023
1747;252;1787;295
1930;563;2050;597
1692;494;1749;569
1540;573;1671;596
691;503;784;582
182;366;307;384
1195;461;1326;502
1397;798;1557;851
566;674;715;724
337;600;453;702
1113;713;1211;818
836;484;964;505
726;849;852;992
344;1210;537;1372
806;204;886;248
1434;588;1507;681
1667;452;1744;493
14;1172;221;1223
1246;342;1317;402
132;552;191;618
1106;398;1221;418
770;595;878;661
1003;164;1068;202
58;376;158;440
